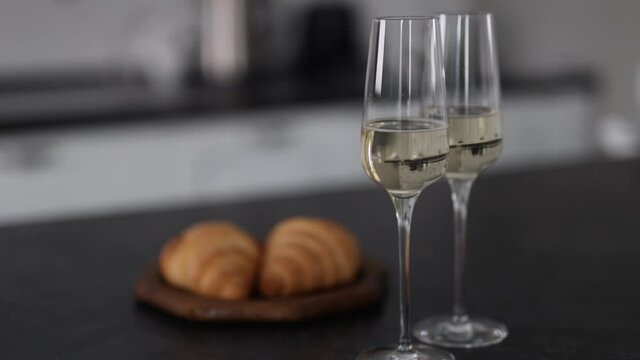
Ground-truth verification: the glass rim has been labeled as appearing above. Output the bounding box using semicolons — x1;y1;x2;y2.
373;15;439;22
438;11;492;17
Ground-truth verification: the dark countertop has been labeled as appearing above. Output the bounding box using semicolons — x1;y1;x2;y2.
0;72;364;132
2;159;639;359
0;69;596;133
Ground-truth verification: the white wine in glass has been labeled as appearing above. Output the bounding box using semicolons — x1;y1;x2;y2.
357;16;454;360
362;119;449;197
414;12;508;349
446;106;502;179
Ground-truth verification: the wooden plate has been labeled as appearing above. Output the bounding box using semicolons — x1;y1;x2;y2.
135;259;385;322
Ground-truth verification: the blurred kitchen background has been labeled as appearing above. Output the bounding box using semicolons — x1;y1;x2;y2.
0;0;638;225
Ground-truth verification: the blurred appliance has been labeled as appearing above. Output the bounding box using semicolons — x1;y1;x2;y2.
298;4;357;74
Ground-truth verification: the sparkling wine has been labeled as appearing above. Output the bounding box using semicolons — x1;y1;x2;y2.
361;119;449;197
446;107;502;179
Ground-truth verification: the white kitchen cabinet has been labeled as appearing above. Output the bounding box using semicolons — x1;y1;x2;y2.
0;93;594;225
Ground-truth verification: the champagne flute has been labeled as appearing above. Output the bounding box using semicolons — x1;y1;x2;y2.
358;16;453;360
413;12;508;348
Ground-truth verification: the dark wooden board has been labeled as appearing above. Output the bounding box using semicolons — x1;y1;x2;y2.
135;259;386;322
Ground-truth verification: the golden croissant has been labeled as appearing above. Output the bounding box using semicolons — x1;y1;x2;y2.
159;221;260;300
259;217;361;297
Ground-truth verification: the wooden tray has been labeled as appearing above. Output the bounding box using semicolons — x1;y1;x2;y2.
135;259;385;322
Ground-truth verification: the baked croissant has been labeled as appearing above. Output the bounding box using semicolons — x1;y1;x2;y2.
159;221;260;300
259;217;361;297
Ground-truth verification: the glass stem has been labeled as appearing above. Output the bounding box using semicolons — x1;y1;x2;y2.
448;177;474;323
390;194;418;352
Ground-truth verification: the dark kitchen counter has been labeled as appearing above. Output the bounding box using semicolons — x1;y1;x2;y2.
0;71;364;132
2;159;638;359
0;69;595;133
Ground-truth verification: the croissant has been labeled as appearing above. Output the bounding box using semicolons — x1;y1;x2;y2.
159;221;260;300
259;217;361;298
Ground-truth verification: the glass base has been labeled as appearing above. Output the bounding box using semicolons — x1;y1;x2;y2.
356;345;455;360
413;315;508;349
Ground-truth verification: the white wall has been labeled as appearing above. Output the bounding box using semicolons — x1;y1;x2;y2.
476;0;640;120
0;0;147;73
0;0;470;75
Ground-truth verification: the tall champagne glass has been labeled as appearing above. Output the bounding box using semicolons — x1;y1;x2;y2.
413;12;508;348
358;16;454;360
